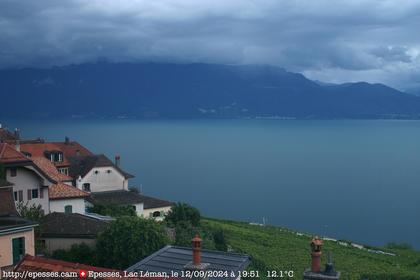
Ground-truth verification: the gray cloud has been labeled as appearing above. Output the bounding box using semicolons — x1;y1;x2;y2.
1;0;420;91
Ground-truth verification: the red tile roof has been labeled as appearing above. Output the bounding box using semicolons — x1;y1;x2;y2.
0;143;31;163
20;141;93;168
49;183;90;200
31;157;73;182
13;255;173;280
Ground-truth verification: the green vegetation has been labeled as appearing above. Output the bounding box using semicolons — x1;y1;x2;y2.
165;202;201;226
96;216;168;270
52;243;98;266
16;202;46;254
202;218;420;280
88;203;136;217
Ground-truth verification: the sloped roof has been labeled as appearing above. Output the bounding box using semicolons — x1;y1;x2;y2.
32;157;73;182
89;190;173;209
0;187;18;217
49;183;90;200
0;143;31;164
13;255;157;280
126;245;251;280
41;212;110;238
52;141;94;157
68;154;134;179
20;142;70;167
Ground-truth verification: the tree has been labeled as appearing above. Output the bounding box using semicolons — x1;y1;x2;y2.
165;202;201;227
16;202;44;222
96;216;168;269
51;243;97;266
88;203;136;217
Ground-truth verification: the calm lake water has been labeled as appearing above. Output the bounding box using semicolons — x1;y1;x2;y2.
5;119;420;249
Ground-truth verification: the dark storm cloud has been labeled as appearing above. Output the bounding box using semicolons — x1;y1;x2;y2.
1;0;420;90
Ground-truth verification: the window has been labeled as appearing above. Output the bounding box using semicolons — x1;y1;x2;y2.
10;167;17;177
107;169;112;174
94;170;99;174
152;211;161;218
31;189;39;199
82;183;91;192
18;190;23;202
12;237;25;265
13;191;18;201
64;205;73;214
58;168;69;175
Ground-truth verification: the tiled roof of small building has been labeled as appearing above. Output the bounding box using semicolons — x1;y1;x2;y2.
89;190;173;209
13;255;158;280
0;143;31;164
126;245;251;280
32;157;73;182
0;178;13;188
49;183;89;200
41;212;110;238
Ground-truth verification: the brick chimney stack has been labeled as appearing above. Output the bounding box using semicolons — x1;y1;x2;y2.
183;234;210;280
310;236;323;273
115;155;121;167
303;236;341;280
192;235;202;265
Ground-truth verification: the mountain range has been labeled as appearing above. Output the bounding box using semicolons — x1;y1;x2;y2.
1;62;420;119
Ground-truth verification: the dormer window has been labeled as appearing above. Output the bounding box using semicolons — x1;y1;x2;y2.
46;151;64;163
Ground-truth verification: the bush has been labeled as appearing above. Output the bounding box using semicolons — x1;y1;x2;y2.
51;243;97;266
96;216;168;269
89;203;136;217
165;202;201;227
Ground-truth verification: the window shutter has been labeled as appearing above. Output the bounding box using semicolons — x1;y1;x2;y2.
27;189;32;200
39;188;43;199
18;190;23;202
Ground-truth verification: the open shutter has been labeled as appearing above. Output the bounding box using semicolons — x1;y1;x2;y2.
27;189;32;200
39;188;44;199
18;190;23;202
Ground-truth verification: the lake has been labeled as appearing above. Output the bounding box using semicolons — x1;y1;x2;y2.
5;119;420;249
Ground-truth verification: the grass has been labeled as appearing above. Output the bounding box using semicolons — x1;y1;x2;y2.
202;218;420;280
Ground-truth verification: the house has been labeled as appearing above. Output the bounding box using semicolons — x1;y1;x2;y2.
126;235;251;280
0;185;37;270
0;143;55;213
20;138;93;176
1;143;89;215
39;212;111;254
69;154;133;193
10;255;160;280
88;190;173;220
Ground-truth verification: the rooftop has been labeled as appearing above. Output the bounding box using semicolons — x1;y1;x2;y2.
0;127;18;142
0;187;19;217
49;183;90;200
0;143;31;164
12;255;152;280
32;157;73;182
41;212;110;238
68;154;134;179
126;245;251;280
0;178;13;188
89;190;173;209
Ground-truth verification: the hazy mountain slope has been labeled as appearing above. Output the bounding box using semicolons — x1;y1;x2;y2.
1;62;420;119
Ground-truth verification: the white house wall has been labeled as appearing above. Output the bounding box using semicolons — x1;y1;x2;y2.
6;167;51;213
49;198;86;214
78;167;128;193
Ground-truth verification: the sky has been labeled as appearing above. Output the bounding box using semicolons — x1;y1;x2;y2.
1;0;420;92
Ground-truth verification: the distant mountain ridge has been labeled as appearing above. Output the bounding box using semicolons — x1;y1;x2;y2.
1;62;420;119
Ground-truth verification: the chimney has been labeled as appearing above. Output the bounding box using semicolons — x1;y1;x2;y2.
303;237;341;280
76;149;80;156
65;136;70;144
15;140;21;152
310;236;323;273
14;128;20;140
183;235;210;280
115;155;121;167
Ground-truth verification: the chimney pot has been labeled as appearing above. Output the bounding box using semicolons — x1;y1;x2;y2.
192;234;202;265
115;155;121;167
310;236;323;273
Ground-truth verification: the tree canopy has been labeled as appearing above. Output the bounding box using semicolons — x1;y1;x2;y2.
165;202;201;227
